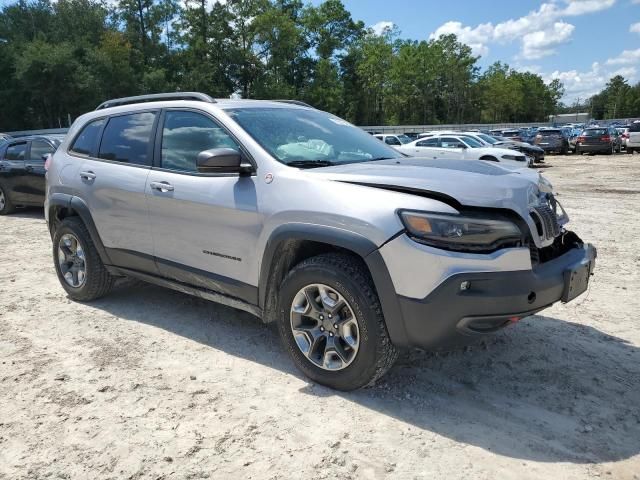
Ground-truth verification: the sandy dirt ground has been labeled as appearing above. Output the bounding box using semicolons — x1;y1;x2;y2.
1;153;639;480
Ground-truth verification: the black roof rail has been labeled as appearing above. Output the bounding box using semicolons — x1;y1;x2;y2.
96;92;216;110
272;99;314;108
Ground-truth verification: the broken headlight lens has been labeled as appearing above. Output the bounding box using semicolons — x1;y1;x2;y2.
399;210;523;252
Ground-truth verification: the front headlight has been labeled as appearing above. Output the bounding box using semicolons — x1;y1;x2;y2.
399;210;523;252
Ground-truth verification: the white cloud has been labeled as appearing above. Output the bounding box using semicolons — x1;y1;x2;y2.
605;48;640;65
429;21;492;56
370;21;394;36
545;49;640;103
429;0;617;61
562;0;616;15
631;22;640;34
520;22;575;59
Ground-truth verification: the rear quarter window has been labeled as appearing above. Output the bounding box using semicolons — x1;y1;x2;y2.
70;118;106;156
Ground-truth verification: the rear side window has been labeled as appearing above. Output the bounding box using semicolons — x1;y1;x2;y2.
385;136;401;146
30;140;55;160
161;110;239;172
417;138;439;147
98;112;156;166
70;118;106;156
5;142;27;160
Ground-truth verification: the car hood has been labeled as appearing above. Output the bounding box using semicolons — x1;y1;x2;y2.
306;158;543;216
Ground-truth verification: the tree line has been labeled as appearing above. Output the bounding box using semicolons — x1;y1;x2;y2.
0;0;636;131
559;75;640;121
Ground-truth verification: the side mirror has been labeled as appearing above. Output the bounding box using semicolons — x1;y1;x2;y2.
196;148;253;174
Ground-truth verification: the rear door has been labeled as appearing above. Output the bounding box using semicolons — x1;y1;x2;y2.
145;108;262;298
0;141;29;203
72;111;158;270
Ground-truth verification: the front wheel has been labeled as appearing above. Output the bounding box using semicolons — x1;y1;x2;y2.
277;253;398;391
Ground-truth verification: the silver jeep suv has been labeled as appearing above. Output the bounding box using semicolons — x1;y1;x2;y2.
45;93;596;390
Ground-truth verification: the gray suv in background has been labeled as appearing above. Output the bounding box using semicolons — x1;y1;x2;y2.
45;93;596;390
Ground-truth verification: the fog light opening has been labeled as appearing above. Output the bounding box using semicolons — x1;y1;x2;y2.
527;291;536;304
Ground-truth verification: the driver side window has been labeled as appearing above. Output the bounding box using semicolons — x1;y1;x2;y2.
161;110;239;172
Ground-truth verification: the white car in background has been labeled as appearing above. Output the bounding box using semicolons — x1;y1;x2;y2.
373;133;412;147
397;134;534;169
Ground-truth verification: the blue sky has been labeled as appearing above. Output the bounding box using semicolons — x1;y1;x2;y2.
322;0;640;104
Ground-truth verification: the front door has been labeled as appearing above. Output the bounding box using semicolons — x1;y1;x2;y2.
145;109;262;301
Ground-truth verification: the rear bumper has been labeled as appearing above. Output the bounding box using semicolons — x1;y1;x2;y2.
395;243;597;349
576;144;611;152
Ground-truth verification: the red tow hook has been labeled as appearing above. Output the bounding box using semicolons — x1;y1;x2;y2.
508;316;521;324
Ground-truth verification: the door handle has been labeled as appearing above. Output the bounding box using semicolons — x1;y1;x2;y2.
80;171;96;180
150;181;174;192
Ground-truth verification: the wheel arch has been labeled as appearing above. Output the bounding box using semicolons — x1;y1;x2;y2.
48;194;112;265
258;224;409;346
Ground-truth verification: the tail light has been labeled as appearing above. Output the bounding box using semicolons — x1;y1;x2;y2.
44;154;52;171
600;135;611;142
621;133;629;139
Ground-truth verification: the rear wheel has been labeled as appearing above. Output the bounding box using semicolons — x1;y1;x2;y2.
606;144;614;155
0;183;16;215
627;148;634;155
277;253;398;391
53;217;114;301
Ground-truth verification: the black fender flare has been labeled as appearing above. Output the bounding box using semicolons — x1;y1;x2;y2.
48;194;112;266
258;224;409;347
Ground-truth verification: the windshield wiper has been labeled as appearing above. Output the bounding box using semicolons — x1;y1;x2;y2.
286;160;335;169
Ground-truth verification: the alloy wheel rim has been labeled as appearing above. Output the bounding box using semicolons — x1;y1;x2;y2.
57;233;87;288
290;283;360;371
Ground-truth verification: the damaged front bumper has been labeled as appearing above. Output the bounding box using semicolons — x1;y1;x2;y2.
393;238;596;349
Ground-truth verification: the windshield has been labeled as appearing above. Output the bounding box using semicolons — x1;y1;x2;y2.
226;107;399;166
396;134;412;144
459;136;484;148
477;133;498;145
